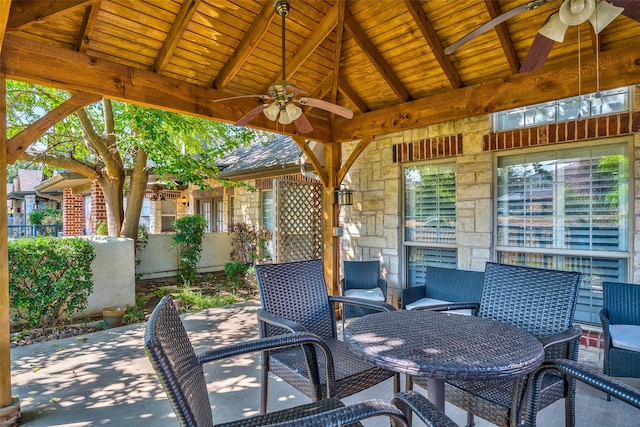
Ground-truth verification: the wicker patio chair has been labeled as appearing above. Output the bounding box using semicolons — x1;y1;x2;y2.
340;260;387;321
255;259;400;414
600;281;640;399
407;262;582;427
525;359;640;426
145;295;414;427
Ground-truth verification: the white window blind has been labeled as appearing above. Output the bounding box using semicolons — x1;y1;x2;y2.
497;142;630;325
404;163;457;285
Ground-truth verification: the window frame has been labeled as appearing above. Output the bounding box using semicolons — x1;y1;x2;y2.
402;160;458;286
493;138;634;325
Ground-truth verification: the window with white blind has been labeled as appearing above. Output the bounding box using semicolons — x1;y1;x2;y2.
404;163;457;285
496;142;630;324
494;87;630;131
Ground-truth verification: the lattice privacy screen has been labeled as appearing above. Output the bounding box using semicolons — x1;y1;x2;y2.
274;179;323;262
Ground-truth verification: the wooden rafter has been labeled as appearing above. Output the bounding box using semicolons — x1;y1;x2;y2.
214;1;275;90
338;80;368;114
154;0;201;73
6;92;102;163
343;7;411;102
0;0;10;54
484;0;521;73
275;2;339;85
331;1;346;107
403;0;463;89
75;1;100;53
6;0;91;31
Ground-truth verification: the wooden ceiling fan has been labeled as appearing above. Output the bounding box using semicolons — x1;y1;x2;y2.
444;0;640;73
215;0;353;134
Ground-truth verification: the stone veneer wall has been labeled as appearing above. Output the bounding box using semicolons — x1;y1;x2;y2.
62;188;83;236
340;86;640;314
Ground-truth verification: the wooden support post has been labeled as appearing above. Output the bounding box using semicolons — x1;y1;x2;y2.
322;142;342;297
0;73;20;425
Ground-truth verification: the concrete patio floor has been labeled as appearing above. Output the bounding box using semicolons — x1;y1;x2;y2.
9;300;640;426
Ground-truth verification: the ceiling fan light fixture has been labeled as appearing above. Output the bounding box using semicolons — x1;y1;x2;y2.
539;12;569;42
264;103;280;121
285;102;302;121
559;0;595;25
278;109;293;125
589;0;623;33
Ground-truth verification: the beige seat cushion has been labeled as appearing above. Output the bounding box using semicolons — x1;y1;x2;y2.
344;287;385;301
405;297;472;316
610;324;640;352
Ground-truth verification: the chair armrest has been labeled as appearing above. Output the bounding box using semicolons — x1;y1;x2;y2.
378;278;388;297
257;308;307;333
411;301;479;315
282;397;409;427
525;359;640;426
538;325;582;350
329;295;397;313
197;331;336;400
401;286;427;309
340;277;346;295
600;308;612;344
392;391;459;427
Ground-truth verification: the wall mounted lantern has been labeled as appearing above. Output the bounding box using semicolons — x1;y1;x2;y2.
181;195;189;207
334;187;353;206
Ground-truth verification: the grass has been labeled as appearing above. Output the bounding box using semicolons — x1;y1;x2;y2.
177;286;238;310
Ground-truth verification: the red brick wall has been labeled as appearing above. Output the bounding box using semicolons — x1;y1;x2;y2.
483;112;640;151
63;189;84;236
393;134;464;163
581;329;604;349
90;183;107;234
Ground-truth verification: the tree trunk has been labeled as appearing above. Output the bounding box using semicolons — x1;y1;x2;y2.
121;149;148;240
97;173;125;237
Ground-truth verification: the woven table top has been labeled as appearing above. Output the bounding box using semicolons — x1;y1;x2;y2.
343;310;544;381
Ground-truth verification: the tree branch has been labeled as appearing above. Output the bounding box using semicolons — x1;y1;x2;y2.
19;151;100;179
75;106;121;175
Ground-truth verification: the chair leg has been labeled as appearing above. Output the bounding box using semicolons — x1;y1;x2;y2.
466;412;476;427
394;373;400;394
261;357;269;414
565;378;576;427
405;375;413;391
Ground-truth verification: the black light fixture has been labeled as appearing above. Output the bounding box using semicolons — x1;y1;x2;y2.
334;186;353;206
181;195;189;207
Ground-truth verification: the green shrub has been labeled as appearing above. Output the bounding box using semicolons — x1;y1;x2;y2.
8;237;95;328
28;207;62;225
224;261;249;287
171;215;208;285
96;221;108;235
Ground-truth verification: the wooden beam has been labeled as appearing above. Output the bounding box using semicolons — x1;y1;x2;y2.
75;1;100;53
291;135;328;187
333;42;640;142
338;80;368;114
153;0;201;73
7;92;102;163
484;0;521;74
276;3;339;84
0;0;11;55
7;0;91;31
1;34;335;143
337;135;372;185
403;0;463;89
214;1;275;90
344;8;411;102
331;1;346;107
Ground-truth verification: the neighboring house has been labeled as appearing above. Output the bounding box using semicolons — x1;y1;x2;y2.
35;170;189;236
183;135;324;262
7;169;62;237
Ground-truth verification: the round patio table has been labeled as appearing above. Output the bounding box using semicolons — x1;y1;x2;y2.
343;309;544;412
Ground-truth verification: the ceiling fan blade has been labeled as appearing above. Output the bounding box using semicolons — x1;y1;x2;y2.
293;113;314;134
214;94;268;103
283;84;309;97
444;0;555;55
298;98;354;119
235;104;267;127
611;0;640;21
519;33;555;72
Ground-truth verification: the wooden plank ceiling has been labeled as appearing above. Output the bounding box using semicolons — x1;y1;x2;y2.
1;0;640;145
